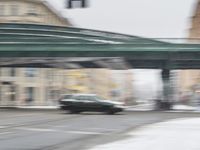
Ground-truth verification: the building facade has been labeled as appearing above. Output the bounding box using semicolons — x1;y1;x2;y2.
0;0;71;106
0;0;134;106
0;68;65;106
0;0;71;26
177;0;200;104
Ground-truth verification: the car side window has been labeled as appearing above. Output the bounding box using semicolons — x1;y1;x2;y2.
74;96;82;100
64;95;72;99
75;96;96;101
84;96;93;101
87;96;96;101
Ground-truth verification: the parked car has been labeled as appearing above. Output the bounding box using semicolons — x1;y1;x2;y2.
59;94;125;114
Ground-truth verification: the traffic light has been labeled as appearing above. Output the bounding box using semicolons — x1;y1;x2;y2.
66;0;87;9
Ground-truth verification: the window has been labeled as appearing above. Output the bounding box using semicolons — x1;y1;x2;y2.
10;5;19;16
25;68;38;77
0;87;1;101
47;69;54;81
10;86;16;101
10;68;16;77
27;4;38;16
64;95;72;99
75;95;96;101
0;5;5;16
25;87;34;102
6;68;16;76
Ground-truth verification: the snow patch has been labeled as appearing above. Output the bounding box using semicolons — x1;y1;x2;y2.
90;118;200;150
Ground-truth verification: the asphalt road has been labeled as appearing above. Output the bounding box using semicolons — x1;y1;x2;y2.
1;109;200;150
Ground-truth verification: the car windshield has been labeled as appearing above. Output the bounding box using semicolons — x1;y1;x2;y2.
94;96;105;101
73;95;105;102
63;95;72;99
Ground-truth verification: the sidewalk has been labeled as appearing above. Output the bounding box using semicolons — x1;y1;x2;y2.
0;105;59;110
89;118;200;150
0;104;200;112
126;104;200;112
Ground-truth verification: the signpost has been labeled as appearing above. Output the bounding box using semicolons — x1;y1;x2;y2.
66;0;87;8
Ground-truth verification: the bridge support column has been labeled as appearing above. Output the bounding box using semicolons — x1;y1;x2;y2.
156;69;173;110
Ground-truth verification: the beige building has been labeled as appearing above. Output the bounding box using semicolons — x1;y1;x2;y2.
177;0;200;101
0;68;65;106
0;0;71;106
0;0;71;26
0;0;134;106
189;0;200;39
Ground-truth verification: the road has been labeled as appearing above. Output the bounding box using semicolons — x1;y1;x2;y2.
1;109;200;150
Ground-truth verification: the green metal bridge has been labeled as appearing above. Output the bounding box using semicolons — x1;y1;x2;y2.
0;23;200;109
0;23;200;69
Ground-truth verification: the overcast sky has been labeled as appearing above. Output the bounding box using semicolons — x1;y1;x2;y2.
47;0;197;38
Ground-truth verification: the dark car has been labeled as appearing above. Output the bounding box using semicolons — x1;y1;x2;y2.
59;94;125;114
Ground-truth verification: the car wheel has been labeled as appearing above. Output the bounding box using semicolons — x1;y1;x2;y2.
106;109;116;115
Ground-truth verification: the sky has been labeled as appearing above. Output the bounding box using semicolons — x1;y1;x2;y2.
47;0;197;38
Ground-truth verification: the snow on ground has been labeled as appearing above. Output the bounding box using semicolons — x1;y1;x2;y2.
172;105;197;111
89;118;200;150
126;104;199;111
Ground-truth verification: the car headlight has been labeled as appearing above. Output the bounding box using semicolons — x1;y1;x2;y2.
114;104;125;109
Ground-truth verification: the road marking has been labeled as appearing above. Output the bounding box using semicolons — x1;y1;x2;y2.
0;113;39;119
16;127;56;132
64;130;106;135
14;113;39;117
14;127;106;135
88;127;118;131
0;126;7;129
0;132;12;135
52;125;69;128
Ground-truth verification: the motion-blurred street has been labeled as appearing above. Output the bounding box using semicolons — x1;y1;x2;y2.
1;110;200;150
